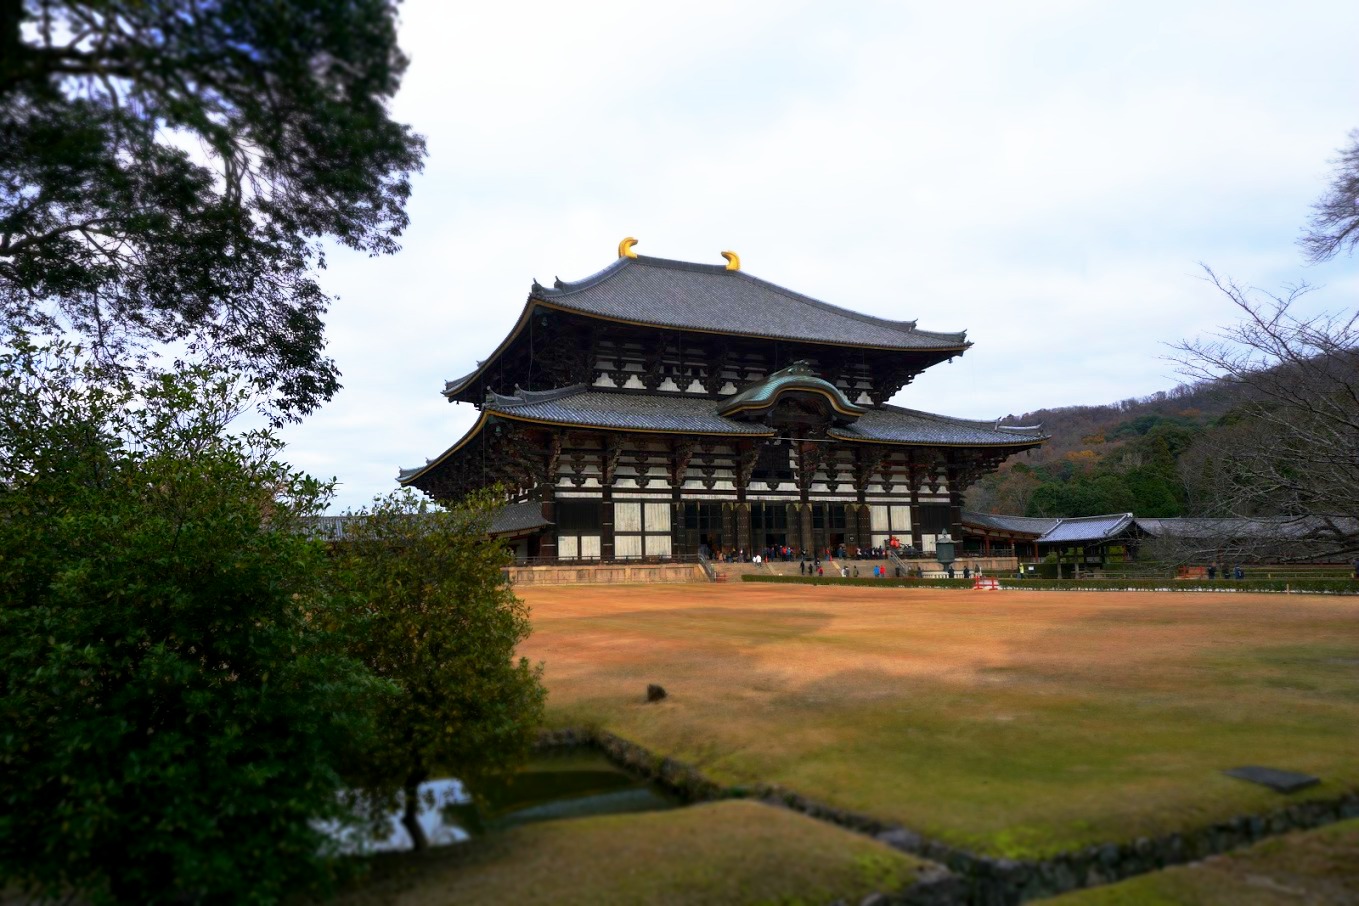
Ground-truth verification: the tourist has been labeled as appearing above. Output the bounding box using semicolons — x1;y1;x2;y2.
853;565;860;578
1234;565;1245;580
962;566;971;579
800;560;806;576
1207;564;1217;580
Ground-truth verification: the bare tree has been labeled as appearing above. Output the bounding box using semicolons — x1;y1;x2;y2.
1172;268;1359;560
1302;129;1359;262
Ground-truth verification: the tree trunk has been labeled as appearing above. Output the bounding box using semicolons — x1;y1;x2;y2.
401;781;428;851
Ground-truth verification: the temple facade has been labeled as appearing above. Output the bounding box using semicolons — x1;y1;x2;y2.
399;241;1046;562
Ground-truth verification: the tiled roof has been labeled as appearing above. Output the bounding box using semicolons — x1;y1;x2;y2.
532;255;970;351
399;388;1044;485
485;386;775;436
488;501;553;535
1037;513;1136;544
832;406;1047;446
1136;516;1359;540
480;387;1043;446
962;511;1060;537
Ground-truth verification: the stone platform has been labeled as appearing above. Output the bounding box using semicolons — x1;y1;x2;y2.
506;562;705;586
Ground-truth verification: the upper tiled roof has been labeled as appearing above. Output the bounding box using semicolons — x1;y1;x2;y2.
532;255;970;351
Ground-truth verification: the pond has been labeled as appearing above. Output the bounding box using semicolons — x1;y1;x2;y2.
331;749;681;853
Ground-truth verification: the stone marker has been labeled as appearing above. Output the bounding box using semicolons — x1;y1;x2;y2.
646;684;667;703
1223;766;1320;793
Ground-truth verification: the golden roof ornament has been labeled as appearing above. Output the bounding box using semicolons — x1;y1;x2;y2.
618;237;639;259
721;250;740;271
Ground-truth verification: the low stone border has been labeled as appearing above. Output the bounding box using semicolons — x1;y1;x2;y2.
538;727;1359;905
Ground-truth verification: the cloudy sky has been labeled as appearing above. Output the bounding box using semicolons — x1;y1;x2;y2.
278;0;1359;512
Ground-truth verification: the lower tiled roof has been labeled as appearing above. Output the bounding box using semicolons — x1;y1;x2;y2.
962;511;1060;537
481;387;1045;446
400;388;1046;485
834;406;1047;447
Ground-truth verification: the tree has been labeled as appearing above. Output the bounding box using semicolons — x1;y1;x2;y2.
1302;128;1359;262
0;338;383;904
1172;269;1359;559
332;489;546;851
0;1;425;418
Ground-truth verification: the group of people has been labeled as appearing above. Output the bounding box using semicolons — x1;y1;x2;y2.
701;542;925;564
1205;564;1247;580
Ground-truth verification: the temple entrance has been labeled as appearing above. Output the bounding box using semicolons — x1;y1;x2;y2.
810;502;850;555
750;502;788;552
680;502;725;558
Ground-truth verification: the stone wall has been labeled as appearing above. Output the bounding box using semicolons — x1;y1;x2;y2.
506;563;704;586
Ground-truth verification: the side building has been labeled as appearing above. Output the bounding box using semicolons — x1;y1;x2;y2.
399;241;1046;562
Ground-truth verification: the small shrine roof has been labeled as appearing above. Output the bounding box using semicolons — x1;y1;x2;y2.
719;361;866;421
532;254;969;351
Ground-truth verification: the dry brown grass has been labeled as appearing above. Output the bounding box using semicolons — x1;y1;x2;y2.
519;584;1359;857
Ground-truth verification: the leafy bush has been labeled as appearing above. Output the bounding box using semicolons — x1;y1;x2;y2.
330;490;546;851
0;340;380;904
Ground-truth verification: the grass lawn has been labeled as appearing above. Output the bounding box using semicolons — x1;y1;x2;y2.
1037;816;1359;904
329;800;929;906
519;584;1359;859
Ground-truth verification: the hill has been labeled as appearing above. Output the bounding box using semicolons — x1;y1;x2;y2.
966;380;1248;518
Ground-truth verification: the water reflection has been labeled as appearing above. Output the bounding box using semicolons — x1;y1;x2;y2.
335;750;680;852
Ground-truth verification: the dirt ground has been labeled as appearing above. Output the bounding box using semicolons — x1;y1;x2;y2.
518;583;1359;858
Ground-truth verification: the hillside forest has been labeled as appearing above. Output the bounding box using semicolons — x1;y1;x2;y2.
966;381;1246;519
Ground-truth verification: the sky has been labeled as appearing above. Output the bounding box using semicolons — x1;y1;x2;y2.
276;0;1359;513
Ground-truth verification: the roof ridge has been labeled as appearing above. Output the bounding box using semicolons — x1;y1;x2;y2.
535;253;969;344
878;403;1048;437
1054;512;1134;523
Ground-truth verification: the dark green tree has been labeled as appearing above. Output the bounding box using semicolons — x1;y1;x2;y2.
0;1;425;418
332;489;546;851
0;338;383;904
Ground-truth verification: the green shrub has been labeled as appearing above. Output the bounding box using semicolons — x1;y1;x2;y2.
0;341;380;904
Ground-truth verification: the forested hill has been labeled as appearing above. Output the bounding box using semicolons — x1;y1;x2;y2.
966;379;1247;518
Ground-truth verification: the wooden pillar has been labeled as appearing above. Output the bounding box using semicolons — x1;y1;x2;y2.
799;503;813;556
735;502;752;556
599;485;614;562
539;489;557;561
721;503;735;554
